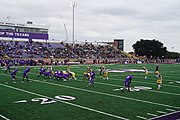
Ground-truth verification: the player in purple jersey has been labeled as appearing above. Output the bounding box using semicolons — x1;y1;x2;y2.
4;63;11;73
38;66;46;78
62;72;70;81
86;71;96;88
22;67;31;82
53;70;59;79
11;68;18;82
121;75;133;92
53;70;62;80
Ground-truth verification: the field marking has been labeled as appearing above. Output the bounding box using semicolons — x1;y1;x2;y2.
68;70;180;88
27;71;180;97
31;69;180;96
33;81;180;109
110;74;180;88
157;111;167;114
149;110;180;120
165;108;176;112
14;100;28;103
0;83;129;120
26;78;180;109
77;78;180;96
1;73;180;110
0;114;10;120
147;113;158;117
136;116;147;120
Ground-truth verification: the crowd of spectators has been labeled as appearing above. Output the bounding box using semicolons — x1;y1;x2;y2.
67;42;126;59
0;40;126;59
0;59;38;66
0;40;78;59
0;40;179;65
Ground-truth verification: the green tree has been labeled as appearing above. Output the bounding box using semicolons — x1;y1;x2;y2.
132;39;167;59
165;51;180;58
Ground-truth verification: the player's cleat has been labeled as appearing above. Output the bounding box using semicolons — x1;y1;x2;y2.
121;89;124;93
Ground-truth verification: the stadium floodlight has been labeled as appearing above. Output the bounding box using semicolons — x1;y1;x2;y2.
171;46;174;52
70;1;78;48
7;16;10;22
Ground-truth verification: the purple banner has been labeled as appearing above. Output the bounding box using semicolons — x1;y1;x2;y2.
0;30;48;40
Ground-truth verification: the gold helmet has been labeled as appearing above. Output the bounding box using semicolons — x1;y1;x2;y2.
155;71;159;74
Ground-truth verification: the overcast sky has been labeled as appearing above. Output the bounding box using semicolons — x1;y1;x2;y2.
0;0;180;52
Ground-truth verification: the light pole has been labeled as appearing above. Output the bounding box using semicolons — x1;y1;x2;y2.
7;16;10;22
172;47;174;52
70;1;78;48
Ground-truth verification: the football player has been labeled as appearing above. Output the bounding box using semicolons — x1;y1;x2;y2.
86;71;96;88
121;75;133;92
155;71;162;90
11;68;18;82
83;72;90;82
4;62;11;73
37;66;46;78
99;66;105;75
143;66;148;79
22;67;31;82
103;69;109;80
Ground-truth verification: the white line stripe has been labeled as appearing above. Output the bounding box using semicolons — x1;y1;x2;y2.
149;111;180;120
166;108;176;112
20;71;180;97
14;100;27;103
0;114;10;120
147;113;158;117
157;111;167;114
136;116;147;120
107;72;180;88
2;73;180;110
33;79;180;109
0;83;129;120
77;78;180;96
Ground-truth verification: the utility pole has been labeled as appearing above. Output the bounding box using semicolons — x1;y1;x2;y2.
70;1;78;48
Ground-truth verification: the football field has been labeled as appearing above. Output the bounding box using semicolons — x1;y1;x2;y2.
0;63;180;120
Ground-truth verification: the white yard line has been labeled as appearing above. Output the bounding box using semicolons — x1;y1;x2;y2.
111;75;180;88
136;116;147;120
29;71;180;96
2;73;180;110
0;114;10;120
165;108;176;112
149;110;180;120
0;83;129;120
147;113;158;117
76;78;180;96
33;79;180;109
157;111;167;114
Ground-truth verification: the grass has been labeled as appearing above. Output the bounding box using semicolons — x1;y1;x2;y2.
0;63;180;120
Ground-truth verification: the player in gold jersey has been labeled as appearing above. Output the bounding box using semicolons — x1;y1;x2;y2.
155;71;162;90
143;66;148;79
103;69;108;80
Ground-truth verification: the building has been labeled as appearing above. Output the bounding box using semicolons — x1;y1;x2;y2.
113;38;124;51
0;21;49;41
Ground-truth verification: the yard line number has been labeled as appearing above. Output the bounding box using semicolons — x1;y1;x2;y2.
30;95;76;105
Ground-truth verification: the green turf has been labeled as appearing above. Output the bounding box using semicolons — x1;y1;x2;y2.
0;63;180;120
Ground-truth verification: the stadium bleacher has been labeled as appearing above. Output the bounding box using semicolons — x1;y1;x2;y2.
0;40;127;59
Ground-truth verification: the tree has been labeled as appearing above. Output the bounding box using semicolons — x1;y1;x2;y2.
132;39;167;59
165;51;180;59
